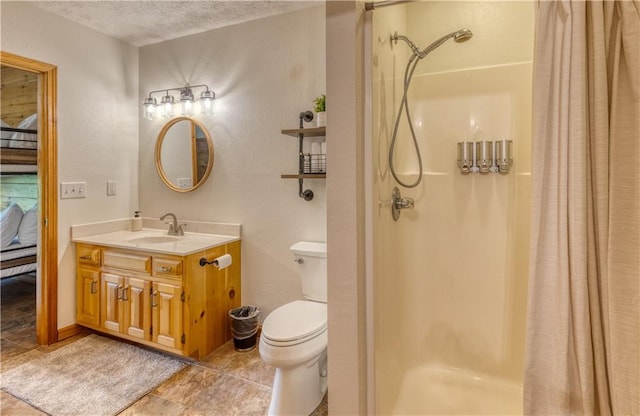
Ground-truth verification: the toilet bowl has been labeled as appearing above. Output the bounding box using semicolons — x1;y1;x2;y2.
259;242;328;416
260;300;327;415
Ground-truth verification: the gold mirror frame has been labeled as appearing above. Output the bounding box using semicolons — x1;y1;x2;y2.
154;116;214;192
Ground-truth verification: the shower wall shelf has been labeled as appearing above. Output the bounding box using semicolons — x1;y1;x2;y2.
280;125;326;201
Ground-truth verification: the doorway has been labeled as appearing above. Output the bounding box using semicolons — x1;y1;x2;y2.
1;51;58;345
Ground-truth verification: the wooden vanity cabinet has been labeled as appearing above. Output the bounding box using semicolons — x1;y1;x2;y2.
75;241;241;359
76;268;100;326
76;246;101;326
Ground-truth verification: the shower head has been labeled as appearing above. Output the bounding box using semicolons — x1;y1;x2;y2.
419;28;473;58
391;28;473;60
453;28;473;43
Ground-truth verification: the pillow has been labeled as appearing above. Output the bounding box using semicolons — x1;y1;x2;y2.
1;202;24;248
9;113;37;149
18;204;38;245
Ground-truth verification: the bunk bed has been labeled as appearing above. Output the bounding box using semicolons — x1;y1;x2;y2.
2;62;39;279
1;114;38;166
1;114;38;279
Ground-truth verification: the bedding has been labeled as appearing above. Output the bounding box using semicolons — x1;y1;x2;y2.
18;204;38;245
1;263;37;279
8;113;38;149
1;202;24;248
0;202;38;279
0;241;37;279
1;242;37;261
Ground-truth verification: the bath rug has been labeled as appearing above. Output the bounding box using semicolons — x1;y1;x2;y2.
1;334;186;416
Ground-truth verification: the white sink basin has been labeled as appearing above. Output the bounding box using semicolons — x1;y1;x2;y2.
128;236;180;244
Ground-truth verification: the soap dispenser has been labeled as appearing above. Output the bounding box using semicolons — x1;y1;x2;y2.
132;211;142;231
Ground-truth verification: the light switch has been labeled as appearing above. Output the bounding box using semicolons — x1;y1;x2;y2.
60;182;86;199
107;180;117;196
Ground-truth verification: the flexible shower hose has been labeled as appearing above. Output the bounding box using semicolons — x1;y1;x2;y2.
388;54;423;188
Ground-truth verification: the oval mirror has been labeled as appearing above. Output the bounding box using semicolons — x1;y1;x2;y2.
155;116;214;192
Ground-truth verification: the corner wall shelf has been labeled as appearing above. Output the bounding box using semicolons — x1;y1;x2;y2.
280;122;326;201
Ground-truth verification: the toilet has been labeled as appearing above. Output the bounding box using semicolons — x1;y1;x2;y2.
259;241;328;416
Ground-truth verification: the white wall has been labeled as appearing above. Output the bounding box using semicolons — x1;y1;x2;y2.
326;2;368;414
138;5;326;318
1;2;139;328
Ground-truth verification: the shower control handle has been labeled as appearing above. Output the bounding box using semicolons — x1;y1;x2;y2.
391;187;414;221
395;197;414;210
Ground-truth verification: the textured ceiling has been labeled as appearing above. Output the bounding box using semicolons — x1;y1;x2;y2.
31;1;320;47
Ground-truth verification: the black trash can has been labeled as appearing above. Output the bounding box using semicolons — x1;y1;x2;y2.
229;305;260;351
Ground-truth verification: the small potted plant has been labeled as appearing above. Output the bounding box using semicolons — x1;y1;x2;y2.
313;94;326;127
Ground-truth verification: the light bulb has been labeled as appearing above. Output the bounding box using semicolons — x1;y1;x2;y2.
181;99;194;116
160;94;175;118
142;97;157;120
200;90;215;115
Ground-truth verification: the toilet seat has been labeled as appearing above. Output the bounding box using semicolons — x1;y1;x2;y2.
262;300;327;347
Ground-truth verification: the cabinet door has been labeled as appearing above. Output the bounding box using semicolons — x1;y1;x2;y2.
123;276;151;341
76;268;100;326
151;282;183;349
101;273;123;332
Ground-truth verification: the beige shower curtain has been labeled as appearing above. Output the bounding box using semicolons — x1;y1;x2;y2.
525;1;639;415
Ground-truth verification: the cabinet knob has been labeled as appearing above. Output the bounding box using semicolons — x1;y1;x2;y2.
159;266;173;273
90;281;97;294
80;255;92;260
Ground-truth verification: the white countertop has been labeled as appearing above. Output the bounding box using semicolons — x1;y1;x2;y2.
71;218;241;256
72;229;239;255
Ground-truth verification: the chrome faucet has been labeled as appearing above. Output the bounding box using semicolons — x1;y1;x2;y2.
160;213;185;236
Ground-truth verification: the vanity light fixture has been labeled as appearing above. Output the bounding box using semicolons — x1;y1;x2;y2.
142;84;215;120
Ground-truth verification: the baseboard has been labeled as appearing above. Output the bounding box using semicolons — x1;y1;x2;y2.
57;324;83;341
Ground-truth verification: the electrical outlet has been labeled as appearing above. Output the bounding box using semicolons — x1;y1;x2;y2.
107;180;117;196
177;178;192;189
60;182;86;199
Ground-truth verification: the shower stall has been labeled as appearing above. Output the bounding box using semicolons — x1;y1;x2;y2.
366;1;534;414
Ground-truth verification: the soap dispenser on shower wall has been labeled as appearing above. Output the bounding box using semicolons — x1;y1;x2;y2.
132;211;142;231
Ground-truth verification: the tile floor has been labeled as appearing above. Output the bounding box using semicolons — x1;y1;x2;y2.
0;275;328;415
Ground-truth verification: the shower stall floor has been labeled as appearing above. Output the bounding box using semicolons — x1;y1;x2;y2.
392;364;523;415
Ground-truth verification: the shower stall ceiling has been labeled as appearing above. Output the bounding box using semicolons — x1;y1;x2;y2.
371;2;534;414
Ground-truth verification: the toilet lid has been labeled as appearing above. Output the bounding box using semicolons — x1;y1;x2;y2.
262;300;327;343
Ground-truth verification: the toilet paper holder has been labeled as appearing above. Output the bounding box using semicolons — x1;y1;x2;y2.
199;258;216;266
199;254;232;269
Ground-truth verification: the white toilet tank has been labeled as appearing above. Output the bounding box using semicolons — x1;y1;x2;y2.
291;241;327;302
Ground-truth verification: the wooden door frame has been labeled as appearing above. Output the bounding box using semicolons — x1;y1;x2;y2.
1;51;58;345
